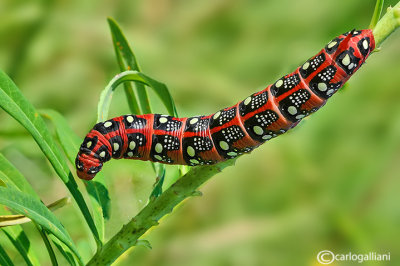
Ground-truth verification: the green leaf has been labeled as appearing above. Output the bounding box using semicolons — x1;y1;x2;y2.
0;70;100;247
0;153;54;264
2;227;40;266
0;186;83;265
0;153;38;198
37;224;58;266
149;166;166;201
108;17;151;114
51;236;77;266
40;109;111;241
107;18;173;193
0;196;71;227
0;244;13;266
97;70;178;122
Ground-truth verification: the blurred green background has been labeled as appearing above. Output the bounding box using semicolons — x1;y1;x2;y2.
1;0;400;265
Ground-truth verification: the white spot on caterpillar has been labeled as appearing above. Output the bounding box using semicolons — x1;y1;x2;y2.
113;143;119;151
190;159;199;164
327;89;334;95
244;96;252;105
86;141;92;148
288;106;297;115
348;63;355;69
362;39;369;50
318;83;327;91
296;114;305;119
253;126;263;135
126;116;134;123
227;151;237;157
327;41;337;48
155;143;163;153
129;141;136;150
99;151;106;158
154;155;162;161
190;118;198;124
262;134;272;140
302;62;310;70
342;54;350;66
275;79;283;88
104;121;112;128
219;141;229;151
187;146;195;157
159;117;168;123
213;111;221;120
127;152;133;157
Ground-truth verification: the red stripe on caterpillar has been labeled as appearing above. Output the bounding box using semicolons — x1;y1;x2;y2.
76;29;375;180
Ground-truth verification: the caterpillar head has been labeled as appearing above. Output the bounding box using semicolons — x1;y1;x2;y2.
75;153;103;180
326;29;375;74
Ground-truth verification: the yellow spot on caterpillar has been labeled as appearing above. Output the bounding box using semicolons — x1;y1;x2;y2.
100;151;106;158
318;83;327;91
227;152;237;157
213;111;221;119
219;141;229;151
362;40;369;50
302;62;310;70
288;106;297;115
129;141;136;150
253;126;263;135
327;41;337;48
127;152;133;157
86;141;92;148
244;96;252;105
190;118;198;124
154;155;162;161
275;80;283;88
126;116;134;123
104;121;112;128
159;117;168;123
187;146;195;157
342;54;350;66
113;143;119;151
262;135;272;140
155;143;163;153
190;159;199;164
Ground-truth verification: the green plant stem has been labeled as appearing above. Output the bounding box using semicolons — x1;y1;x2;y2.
369;0;384;29
87;159;235;265
373;1;400;47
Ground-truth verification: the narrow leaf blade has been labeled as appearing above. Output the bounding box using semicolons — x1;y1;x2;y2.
108;17;151;114
0;70;100;246
0;186;83;264
40;109;111;241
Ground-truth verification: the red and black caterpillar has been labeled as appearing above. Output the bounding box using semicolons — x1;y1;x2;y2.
76;29;375;180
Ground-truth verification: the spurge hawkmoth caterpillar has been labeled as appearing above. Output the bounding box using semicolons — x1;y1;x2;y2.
76;29;375;180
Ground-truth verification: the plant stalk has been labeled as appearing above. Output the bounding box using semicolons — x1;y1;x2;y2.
372;1;400;47
87;159;235;265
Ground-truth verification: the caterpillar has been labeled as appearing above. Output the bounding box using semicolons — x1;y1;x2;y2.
76;29;375;180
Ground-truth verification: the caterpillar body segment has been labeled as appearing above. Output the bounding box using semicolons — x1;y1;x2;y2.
76;29;375;180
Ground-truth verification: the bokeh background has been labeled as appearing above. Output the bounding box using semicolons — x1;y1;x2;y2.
1;0;400;265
